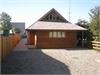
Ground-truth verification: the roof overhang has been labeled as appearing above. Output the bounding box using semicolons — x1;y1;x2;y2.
26;21;87;31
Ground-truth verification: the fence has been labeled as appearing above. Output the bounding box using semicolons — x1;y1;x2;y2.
92;41;100;50
0;33;20;60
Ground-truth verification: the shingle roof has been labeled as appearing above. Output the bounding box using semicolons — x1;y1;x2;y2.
26;21;86;30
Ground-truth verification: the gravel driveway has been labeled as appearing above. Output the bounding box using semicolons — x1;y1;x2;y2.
1;39;100;75
41;49;100;75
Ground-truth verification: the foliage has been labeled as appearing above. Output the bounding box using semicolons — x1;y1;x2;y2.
76;19;93;47
21;32;27;38
13;27;21;33
76;19;93;40
89;6;100;41
76;19;89;28
0;12;12;36
0;27;2;31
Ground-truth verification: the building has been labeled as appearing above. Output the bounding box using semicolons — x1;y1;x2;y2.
11;22;25;36
26;8;86;48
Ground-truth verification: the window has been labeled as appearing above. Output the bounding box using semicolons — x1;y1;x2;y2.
62;32;65;38
49;15;52;20
49;32;53;38
57;32;62;38
53;15;57;20
53;32;57;38
49;31;65;38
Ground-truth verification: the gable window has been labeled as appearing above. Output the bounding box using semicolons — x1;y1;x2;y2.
49;15;57;21
49;15;52;20
49;31;65;38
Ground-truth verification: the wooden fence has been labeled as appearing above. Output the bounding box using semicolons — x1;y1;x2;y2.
92;41;100;50
0;33;20;60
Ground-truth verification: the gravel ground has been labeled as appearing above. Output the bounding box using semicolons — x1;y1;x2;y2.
1;39;100;75
42;49;100;75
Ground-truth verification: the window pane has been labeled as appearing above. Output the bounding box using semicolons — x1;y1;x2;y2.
62;32;65;38
58;32;61;38
53;17;55;20
53;32;57;38
49;15;52;20
49;32;52;38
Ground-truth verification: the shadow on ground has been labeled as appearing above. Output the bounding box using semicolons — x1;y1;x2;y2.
1;49;71;74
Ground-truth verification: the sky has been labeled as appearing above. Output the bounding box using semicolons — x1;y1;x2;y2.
0;0;100;28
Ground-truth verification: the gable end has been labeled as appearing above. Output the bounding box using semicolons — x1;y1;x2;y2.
39;8;69;23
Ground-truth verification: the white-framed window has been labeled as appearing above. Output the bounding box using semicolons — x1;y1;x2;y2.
62;32;65;38
49;14;57;21
49;32;53;38
53;32;57;38
57;32;62;38
49;31;65;38
49;15;52;20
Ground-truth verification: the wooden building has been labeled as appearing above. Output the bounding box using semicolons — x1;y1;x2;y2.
26;8;86;48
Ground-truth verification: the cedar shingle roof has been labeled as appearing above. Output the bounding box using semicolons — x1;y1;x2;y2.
26;21;86;30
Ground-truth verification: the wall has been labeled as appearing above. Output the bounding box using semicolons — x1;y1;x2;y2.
27;30;77;48
27;31;35;45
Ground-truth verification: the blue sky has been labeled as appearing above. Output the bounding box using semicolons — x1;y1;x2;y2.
0;0;100;28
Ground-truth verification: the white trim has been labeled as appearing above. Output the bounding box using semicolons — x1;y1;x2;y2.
35;34;37;47
49;31;66;38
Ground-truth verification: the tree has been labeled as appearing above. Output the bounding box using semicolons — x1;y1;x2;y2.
76;19;93;40
76;19;89;28
0;12;12;36
13;27;21;33
76;19;93;47
89;6;100;41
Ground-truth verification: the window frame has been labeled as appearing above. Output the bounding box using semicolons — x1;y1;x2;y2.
49;31;66;38
61;32;65;38
49;32;53;38
53;32;57;38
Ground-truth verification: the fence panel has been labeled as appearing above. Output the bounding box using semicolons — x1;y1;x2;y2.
92;41;100;50
0;34;20;60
